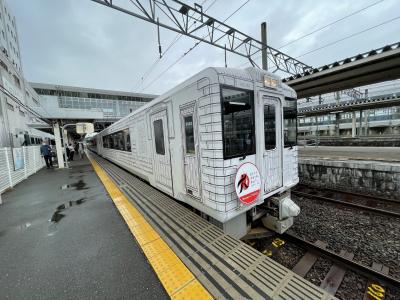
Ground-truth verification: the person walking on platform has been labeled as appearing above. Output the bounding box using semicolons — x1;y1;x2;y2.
40;141;53;169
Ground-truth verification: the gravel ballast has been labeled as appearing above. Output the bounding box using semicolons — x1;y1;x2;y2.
278;195;400;299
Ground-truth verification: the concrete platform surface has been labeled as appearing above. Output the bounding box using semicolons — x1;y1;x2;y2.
299;146;400;162
0;157;167;299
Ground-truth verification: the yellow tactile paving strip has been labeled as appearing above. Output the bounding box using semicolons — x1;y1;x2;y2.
88;157;213;300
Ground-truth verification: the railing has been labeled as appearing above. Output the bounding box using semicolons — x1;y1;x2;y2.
0;146;45;198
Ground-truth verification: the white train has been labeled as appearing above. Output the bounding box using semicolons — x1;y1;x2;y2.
92;67;300;238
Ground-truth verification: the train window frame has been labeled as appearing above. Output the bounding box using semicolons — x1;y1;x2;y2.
220;85;256;160
153;119;165;155
183;115;195;155
264;104;276;151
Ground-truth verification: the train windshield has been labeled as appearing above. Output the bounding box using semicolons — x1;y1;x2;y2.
221;87;255;159
284;97;297;147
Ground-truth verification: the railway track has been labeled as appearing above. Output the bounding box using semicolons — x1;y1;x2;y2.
292;185;400;218
259;232;400;299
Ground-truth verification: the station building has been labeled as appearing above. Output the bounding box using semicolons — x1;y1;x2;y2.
297;79;400;145
30;82;157;132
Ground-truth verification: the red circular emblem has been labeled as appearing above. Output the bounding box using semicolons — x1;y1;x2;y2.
234;162;261;205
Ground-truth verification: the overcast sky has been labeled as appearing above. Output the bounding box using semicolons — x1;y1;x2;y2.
8;0;400;95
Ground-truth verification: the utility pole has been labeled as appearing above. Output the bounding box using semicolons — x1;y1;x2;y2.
261;22;268;70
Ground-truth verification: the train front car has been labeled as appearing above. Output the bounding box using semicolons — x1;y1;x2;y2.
93;66;300;239
205;67;300;238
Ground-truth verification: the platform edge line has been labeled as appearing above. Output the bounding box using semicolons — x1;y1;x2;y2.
87;155;213;300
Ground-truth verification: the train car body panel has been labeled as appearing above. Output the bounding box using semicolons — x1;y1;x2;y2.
93;67;300;238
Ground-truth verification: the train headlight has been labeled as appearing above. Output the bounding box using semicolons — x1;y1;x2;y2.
263;75;278;89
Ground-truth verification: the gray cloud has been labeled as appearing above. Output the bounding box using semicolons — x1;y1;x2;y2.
9;0;400;94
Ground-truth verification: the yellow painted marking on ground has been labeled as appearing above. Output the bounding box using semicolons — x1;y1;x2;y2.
88;156;213;300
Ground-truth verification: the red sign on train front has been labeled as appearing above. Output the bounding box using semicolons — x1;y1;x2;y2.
234;162;261;205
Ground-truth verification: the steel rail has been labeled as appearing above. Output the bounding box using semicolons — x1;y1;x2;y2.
317;186;400;204
282;232;400;289
292;190;400;218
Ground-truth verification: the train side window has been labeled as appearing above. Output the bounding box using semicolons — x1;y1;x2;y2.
102;136;108;148
184;115;195;154
283;97;297;147
117;131;125;150
221;87;255;159
153;119;165;155
264;104;276;150
125;129;131;151
109;135;115;149
284;107;297;147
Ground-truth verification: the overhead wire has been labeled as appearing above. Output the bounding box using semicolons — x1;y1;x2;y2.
278;0;385;50
140;0;251;92
237;0;387;68
133;0;217;91
296;15;400;58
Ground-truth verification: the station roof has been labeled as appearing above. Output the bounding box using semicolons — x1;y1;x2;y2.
284;42;400;98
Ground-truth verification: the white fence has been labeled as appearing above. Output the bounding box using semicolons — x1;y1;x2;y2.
0;146;45;196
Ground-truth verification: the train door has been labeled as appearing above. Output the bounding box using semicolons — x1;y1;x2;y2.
262;95;283;193
150;110;173;195
180;104;201;198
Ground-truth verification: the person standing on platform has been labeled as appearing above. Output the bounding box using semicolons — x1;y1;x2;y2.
78;142;84;159
68;143;75;161
40;141;53;169
65;144;70;161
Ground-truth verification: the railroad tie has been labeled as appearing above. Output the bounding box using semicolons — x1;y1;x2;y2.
292;240;328;277
320;250;354;295
363;263;389;300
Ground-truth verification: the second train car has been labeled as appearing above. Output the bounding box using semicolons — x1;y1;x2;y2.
93;67;300;238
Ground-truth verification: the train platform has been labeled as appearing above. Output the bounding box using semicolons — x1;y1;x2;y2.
298;146;400;163
298;146;400;200
0;157;167;299
0;152;336;300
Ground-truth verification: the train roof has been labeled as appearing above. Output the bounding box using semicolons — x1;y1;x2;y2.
104;67;296;132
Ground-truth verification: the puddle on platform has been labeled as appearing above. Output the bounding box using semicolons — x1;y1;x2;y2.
51;211;65;223
70;180;88;190
50;198;86;224
69;198;85;206
60;180;89;191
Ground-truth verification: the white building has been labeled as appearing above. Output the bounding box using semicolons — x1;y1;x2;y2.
0;0;52;148
0;0;22;73
0;40;51;147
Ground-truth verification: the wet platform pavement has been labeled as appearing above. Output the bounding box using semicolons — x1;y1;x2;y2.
0;157;167;299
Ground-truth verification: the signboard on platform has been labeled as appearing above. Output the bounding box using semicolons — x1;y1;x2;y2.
76;123;94;134
12;147;24;171
234;162;261;205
